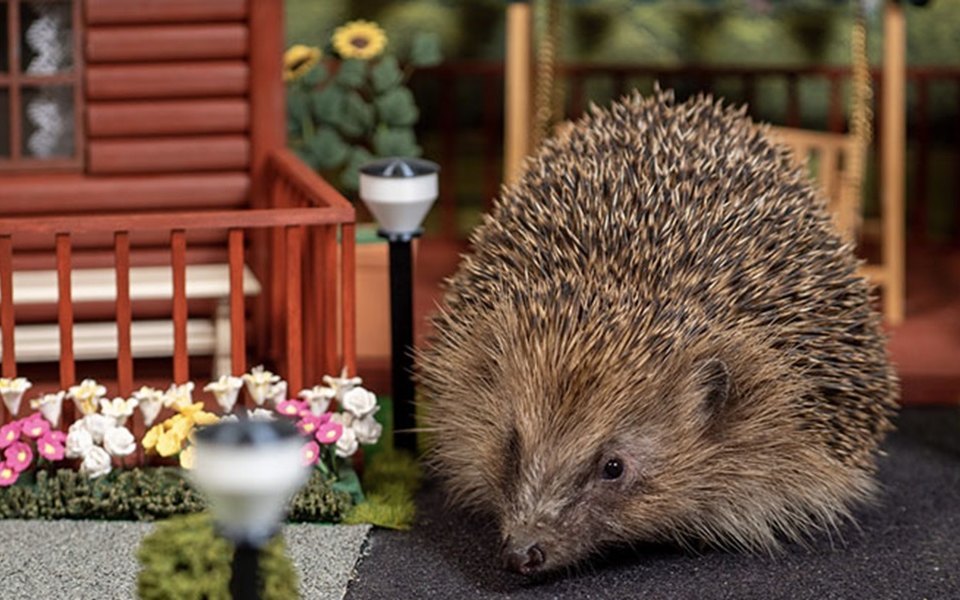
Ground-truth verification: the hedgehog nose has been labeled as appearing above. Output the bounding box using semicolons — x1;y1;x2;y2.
502;540;546;574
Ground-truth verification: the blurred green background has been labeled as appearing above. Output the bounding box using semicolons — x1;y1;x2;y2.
286;1;960;242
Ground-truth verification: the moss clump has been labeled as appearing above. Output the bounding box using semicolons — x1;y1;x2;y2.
0;468;352;522
137;513;299;600
343;449;421;530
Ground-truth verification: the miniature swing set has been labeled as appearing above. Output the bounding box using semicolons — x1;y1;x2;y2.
503;0;907;325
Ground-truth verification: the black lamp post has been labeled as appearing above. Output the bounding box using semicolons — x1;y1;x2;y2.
359;157;440;453
190;419;308;600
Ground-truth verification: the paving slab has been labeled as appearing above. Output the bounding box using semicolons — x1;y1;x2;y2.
0;519;370;599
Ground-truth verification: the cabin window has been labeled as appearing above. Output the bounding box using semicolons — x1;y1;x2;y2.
0;0;82;170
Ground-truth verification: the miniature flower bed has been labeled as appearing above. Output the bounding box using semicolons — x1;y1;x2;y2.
0;366;385;523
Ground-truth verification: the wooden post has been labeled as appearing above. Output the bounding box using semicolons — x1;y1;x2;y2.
228;228;247;376
171;230;189;383
341;223;357;377
285;226;303;393
504;0;533;184
56;234;75;390
882;0;906;325
114;232;133;396
0;236;15;380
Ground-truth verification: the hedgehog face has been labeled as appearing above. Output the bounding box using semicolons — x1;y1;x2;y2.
498;356;733;575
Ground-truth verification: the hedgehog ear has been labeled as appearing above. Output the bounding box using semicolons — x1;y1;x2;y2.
693;358;730;416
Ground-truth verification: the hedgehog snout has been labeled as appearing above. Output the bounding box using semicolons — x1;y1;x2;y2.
502;535;546;575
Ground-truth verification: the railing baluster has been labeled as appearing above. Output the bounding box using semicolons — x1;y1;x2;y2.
312;226;327;382
913;74;929;239
483;71;501;210
440;70;458;238
285;226;304;393
323;225;337;377
56;233;75;396
115;231;133;396
171;229;188;384
341;223;357;377
0;235;16;383
270;181;288;363
786;73;801;127
229;228;247;378
302;228;317;386
828;72;844;133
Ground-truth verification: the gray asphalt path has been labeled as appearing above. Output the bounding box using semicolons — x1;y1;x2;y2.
346;407;960;599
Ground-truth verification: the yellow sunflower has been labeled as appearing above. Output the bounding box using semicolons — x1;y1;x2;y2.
283;44;322;82
332;20;387;60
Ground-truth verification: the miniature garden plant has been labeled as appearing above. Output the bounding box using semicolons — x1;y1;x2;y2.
0;365;384;524
284;19;442;191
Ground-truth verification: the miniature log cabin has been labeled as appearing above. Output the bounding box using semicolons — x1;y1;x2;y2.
0;0;357;423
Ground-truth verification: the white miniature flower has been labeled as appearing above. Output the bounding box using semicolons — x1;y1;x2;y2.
0;377;32;416
352;415;383;445
79;446;112;479
247;408;276;422
65;427;93;459
342;387;378;419
78;413;112;444
242;366;280;406
133;386;165;428
322;368;363;401
102;426;136;457
335;426;358;458
67;379;107;416
203;375;244;413
298;386;336;416
99;397;139;426
267;381;288;407
164;382;195;411
30;391;65;426
219;414;239;423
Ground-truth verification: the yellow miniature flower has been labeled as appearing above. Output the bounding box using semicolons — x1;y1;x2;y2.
142;424;163;452
283;44;322;81
167;414;193;440
192;411;220;427
177;402;205;418
156;430;184;458
332;20;387;60
179;445;195;470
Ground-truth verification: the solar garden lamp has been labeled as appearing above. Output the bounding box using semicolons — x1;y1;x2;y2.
359;157;440;454
190;419;308;600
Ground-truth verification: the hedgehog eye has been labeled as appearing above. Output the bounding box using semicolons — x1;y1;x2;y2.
601;458;624;480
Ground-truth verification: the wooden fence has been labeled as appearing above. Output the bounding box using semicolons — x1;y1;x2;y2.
0;148;356;455
412;61;960;243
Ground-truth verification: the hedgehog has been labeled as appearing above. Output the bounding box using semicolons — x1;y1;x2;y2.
417;90;899;576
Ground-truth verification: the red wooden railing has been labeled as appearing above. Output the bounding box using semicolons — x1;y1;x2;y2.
412;61;960;243
0;149;356;463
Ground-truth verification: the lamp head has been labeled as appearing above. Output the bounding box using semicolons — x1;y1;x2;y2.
359;157;440;236
190;418;308;547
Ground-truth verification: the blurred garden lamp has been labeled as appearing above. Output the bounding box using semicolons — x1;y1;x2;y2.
359;157;440;453
190;419;308;600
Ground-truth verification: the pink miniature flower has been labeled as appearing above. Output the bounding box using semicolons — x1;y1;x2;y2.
0;422;20;449
20;413;50;439
276;399;307;418
4;441;32;472
315;420;343;445
301;441;320;466
37;431;66;461
296;414;325;436
0;463;18;486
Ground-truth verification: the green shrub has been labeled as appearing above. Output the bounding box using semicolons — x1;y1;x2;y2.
0;468;352;522
137;513;299;600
